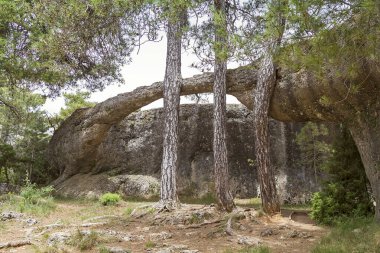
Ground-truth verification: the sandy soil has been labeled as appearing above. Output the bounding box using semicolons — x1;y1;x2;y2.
0;200;327;253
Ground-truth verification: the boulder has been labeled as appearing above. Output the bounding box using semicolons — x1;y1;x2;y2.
53;104;328;203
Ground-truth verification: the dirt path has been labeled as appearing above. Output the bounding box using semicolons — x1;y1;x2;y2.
0;201;326;253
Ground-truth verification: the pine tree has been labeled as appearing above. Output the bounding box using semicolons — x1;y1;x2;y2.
253;0;287;215
159;1;188;209
213;0;234;212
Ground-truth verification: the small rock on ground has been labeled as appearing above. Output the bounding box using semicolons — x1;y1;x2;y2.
237;235;262;246
260;228;274;237
47;232;71;246
149;231;173;241
1;211;23;220
102;247;131;253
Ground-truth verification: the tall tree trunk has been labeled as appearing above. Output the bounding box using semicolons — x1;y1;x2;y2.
253;48;280;214
159;13;185;209
349;115;380;222
253;0;287;215
213;0;234;212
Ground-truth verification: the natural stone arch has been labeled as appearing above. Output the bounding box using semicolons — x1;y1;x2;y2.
48;61;380;220
48;67;256;184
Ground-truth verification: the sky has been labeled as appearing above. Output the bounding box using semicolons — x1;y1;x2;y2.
43;39;240;114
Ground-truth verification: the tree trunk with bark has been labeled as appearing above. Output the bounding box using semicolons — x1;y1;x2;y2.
159;13;185;209
253;0;287;215
253;48;280;214
213;0;235;212
349;114;380;222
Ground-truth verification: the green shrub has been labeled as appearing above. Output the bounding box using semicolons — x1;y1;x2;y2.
68;230;99;251
5;182;56;215
310;126;374;225
145;241;156;249
99;193;121;206
312;217;380;253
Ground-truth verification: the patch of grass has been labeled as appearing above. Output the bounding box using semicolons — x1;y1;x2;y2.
98;246;112;253
124;207;133;216
99;193;121;206
124;195;159;203
189;213;203;224
33;245;69;253
0;184;56;216
224;246;271;253
145;240;156;249
312;217;380;253
180;192;216;205
68;230;99;251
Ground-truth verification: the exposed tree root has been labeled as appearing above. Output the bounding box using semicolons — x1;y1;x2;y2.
0;240;32;249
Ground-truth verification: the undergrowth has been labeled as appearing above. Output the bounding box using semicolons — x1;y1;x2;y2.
312;217;380;253
99;193;121;206
67;230;99;251
0;182;55;215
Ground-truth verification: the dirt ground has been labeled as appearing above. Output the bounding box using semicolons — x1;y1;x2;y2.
0;200;327;253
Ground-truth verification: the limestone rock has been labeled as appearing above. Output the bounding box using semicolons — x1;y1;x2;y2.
102;247;131;253
149;231;173;241
237;235;262;246
53;104;327;203
1;211;23;221
47;232;71;246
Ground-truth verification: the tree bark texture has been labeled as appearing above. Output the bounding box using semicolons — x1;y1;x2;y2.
213;0;235;212
349;114;380;222
160;16;183;208
253;48;281;214
252;0;287;215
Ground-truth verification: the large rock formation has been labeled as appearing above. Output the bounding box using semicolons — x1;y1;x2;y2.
48;61;380;219
54;104;323;203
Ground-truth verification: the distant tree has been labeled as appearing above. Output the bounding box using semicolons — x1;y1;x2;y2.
295;122;331;185
0;87;52;185
0;142;16;183
48;92;96;131
311;126;374;224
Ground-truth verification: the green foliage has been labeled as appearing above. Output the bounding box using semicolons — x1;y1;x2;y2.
311;126;374;225
145;240;156;249
312;217;380;253
0;87;54;185
279;0;380;81
0;0;146;93
296;122;331;183
49;91;96;130
68;230;99;251
99;193;121;206
1;182;56;215
59;92;95;119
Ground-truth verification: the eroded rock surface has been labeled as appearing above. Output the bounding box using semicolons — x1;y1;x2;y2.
53;104;328;203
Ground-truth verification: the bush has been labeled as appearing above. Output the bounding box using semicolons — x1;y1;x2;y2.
310;126;374;225
312;217;380;253
7;182;56;215
68;230;99;251
99;193;121;206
